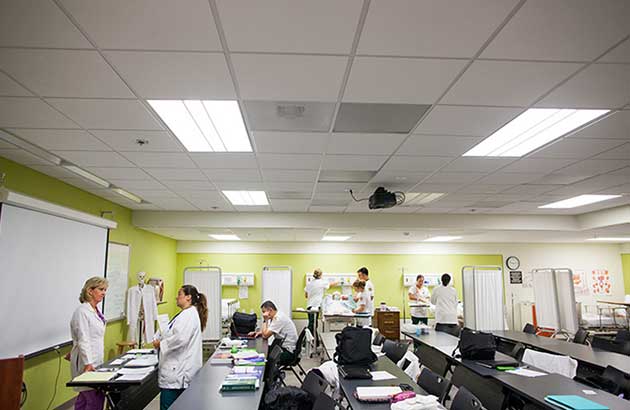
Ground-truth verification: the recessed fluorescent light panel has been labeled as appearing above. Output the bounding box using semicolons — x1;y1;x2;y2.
464;108;609;157
322;235;351;241
539;194;621;209
112;188;143;204
62;164;110;188
209;234;240;241
222;190;269;206
147;100;252;152
423;236;462;242
586;237;630;242
405;193;445;206
0;130;62;165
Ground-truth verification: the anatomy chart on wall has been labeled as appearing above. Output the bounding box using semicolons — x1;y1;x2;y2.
590;269;612;295
572;270;589;296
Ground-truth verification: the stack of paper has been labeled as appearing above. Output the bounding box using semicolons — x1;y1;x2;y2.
355;386;402;402
116;367;153;381
506;368;547;378
73;372;117;383
127;348;155;354
124;355;158;367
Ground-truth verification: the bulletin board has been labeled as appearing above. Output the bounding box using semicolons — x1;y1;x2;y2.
103;242;130;321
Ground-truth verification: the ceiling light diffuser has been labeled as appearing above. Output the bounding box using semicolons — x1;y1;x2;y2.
112;187;143;204
62;164;110;188
322;235;351;241
423;236;462;242
586;237;630;242
464;108;609;157
0;130;62;165
539;194;621;209
405;192;445;205
148;100;251;152
222;190;269;206
209;234;240;241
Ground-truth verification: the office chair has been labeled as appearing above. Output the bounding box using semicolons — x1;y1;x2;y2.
382;339;410;364
279;328;308;383
581;365;630;399
572;328;589;345
522;323;537;334
451;386;487;410
417;368;452;404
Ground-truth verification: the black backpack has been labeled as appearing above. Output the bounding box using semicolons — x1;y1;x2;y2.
263;386;313;410
231;312;257;337
452;327;496;360
334;326;377;366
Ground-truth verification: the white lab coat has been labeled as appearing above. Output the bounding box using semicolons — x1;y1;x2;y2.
127;284;158;342
70;303;106;391
157;306;203;389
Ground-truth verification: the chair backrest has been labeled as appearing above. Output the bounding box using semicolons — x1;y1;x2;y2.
573;328;589;345
414;344;450;377
417;368;452;404
509;342;525;361
522;349;578;378
293;328;308;356
522;323;537;334
373;332;386;346
615;330;630;342
264;344;284;385
451;365;505;410
601;366;630;398
312;392;337;410
592;336;630;355
301;370;328;399
451;386;487;410
382;339;410;364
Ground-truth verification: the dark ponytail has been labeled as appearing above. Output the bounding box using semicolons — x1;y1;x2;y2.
181;284;209;331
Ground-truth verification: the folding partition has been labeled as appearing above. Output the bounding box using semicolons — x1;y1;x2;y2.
262;266;293;315
462;265;505;331
532;268;578;335
183;266;222;340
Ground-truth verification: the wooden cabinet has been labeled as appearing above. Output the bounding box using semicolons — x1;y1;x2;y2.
373;310;400;340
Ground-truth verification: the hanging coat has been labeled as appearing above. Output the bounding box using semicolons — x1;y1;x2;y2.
158;306;203;389
70;302;106;391
127;284;159;342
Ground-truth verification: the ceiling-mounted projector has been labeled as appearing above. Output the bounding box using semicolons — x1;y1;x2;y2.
349;187;406;210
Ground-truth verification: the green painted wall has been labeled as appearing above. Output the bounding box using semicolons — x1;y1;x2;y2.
176;253;503;319
623;254;630;295
0;156;177;410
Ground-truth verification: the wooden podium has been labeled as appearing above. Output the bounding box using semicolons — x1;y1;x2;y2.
0;355;24;410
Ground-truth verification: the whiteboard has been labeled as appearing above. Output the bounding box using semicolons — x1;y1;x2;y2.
184;267;222;340
262;267;293;315
103;242;130;321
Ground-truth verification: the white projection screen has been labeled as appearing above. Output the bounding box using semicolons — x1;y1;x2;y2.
0;203;109;359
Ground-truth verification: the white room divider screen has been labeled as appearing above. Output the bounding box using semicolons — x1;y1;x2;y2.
262;266;293;315
532;268;578;335
183;266;222;340
462;265;505;331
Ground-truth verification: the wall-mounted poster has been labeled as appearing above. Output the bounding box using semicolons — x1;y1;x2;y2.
148;278;165;303
590;269;612;295
572;270;589;296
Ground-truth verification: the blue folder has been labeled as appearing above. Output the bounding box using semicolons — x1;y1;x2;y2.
544;395;609;410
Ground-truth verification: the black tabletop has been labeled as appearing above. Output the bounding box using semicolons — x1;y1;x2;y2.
169;338;268;410
492;330;630;373
338;356;439;410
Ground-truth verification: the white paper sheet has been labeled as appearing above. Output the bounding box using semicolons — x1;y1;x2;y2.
370;371;397;381
157;314;170;332
239;285;248;299
127;348;155;354
109;359;125;365
118;367;153;374
505;368;547;378
117;372;151;381
124;355;158;367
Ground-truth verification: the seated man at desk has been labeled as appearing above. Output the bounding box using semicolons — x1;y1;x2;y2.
250;300;298;365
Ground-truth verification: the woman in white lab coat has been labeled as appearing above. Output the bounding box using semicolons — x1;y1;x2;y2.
69;276;108;410
152;284;208;410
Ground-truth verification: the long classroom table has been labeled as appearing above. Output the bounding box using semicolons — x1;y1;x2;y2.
403;330;629;410
169;338;268;410
491;330;630;374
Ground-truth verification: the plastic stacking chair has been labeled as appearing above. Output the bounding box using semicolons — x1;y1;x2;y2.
382;339;410;364
451;386;487;410
522;323;537;334
313;392;337;410
573;328;589;345
417;368;452;404
279;328;308;383
301;370;329;400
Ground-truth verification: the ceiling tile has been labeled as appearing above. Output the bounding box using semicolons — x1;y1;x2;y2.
0;72;32;96
106;51;235;99
232;54;347;101
457;184;513;194
344;57;466;103
46;99;163;130
0;0;91;48
381;156;452;172
60;0;221;51
536;64;630;109
414;106;522;136
53;150;135;167
267;191;312;200
145;168;208;181
0;148;51;166
28;164;77;179
109;178;166;190
217;0;362;54
0;49;133;98
399;135;484;156
502;184;561;195
358;0;518;57
265;182;314;192
121;152;196;168
186;197;232;211
371;171;429;185
258;153;321;170
88;130;183;152
327;133;406;155
190;153;258;169
592;142;630;160
443;61;579;106
262;169;318;183
162;180;217;191
530;138;626;159
554;159;629;177
8;128;111;151
245;101;335;132
410;183;467;193
308;206;348;213
321;155;387;171
150;198;198;211
0;97;79;128
204;168;262;182
253;132;328;153
320;170;376;183
569;111;630;140
441;157;513;172
600;38;630;63
482;0;630;61
316;181;365;194
529;174;589;185
500;158;576;174
334;103;430;133
424;172;486;184
87;167;150;180
479;172;545;185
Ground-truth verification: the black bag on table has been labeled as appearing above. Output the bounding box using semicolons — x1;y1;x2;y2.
452;327;496;360
334;326;377;366
231;311;257;337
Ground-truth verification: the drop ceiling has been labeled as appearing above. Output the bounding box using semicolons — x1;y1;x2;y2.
0;0;630;242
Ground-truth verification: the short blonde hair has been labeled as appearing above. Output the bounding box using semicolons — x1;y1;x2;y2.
79;276;108;303
313;268;323;279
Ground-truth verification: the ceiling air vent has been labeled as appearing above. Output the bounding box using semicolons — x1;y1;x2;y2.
277;104;305;119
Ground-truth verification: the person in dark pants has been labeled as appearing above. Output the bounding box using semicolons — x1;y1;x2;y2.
408;274;430;325
431;274;460;335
